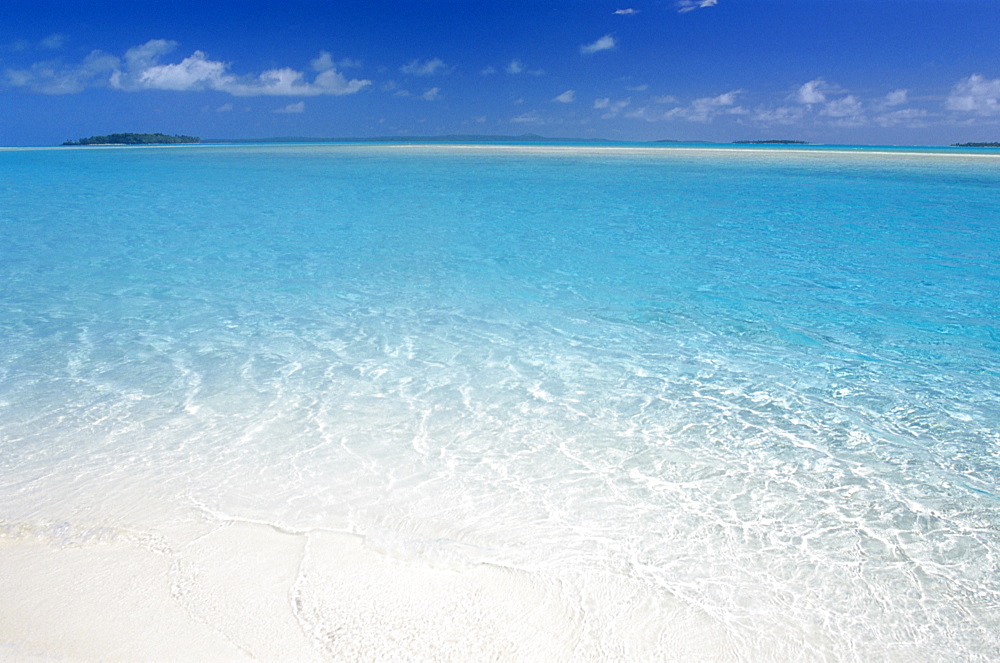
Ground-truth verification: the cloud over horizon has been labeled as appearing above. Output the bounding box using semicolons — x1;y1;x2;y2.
5;39;372;97
748;78;941;131
4;33;998;143
595;97;630;119
796;79;827;105
821;94;865;126
665;90;744;122
4;50;119;94
946;74;1000;115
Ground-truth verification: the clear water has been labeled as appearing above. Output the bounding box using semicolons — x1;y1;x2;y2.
2;143;999;660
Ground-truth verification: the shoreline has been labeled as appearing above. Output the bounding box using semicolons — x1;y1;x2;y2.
1;497;733;661
3;141;1000;159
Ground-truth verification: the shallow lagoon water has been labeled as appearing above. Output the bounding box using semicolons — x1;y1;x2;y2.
1;143;999;660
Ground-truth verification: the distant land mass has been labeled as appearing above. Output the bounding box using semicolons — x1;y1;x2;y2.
732;140;809;145
51;134;996;148
63;133;200;145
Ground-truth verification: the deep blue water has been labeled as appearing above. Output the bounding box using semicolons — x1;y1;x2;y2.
1;143;998;659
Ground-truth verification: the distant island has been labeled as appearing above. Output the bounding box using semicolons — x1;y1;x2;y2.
52;134;998;149
62;133;200;146
733;140;809;145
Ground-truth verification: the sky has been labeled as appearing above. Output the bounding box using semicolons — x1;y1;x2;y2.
2;0;999;146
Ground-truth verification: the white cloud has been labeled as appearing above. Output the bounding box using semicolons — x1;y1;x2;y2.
753;106;805;125
707;90;744;108
822;95;863;118
875;108;929;128
884;89;908;107
614;8;639;15
553;89;576;103
624;107;656;121
308;68;370;95
215;103;233;112
400;58;448;76
627;84;649;92
626;92;742;123
511;110;544;124
39;33;67;50
581;35;616;55
135;50;229;91
796;78;827;105
6;50;119;94
946;74;1000;115
121;39;177;77
594;97;630;118
311;51;334;72
274;101;305;113
666;90;744;122
821;95;865;126
677;0;718;13
109;41;370;97
78;51;123;79
758;85;870;128
422;87;441;101
485;59;541;76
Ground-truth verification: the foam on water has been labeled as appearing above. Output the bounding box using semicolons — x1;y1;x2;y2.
1;144;999;660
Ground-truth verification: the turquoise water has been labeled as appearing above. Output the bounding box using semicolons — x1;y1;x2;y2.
2;143;999;659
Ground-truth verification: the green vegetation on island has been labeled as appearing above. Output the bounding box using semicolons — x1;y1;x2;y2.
733;140;809;145
63;133;200;146
951;142;1000;148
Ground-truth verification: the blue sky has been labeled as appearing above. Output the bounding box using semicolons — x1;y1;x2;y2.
2;0;999;146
